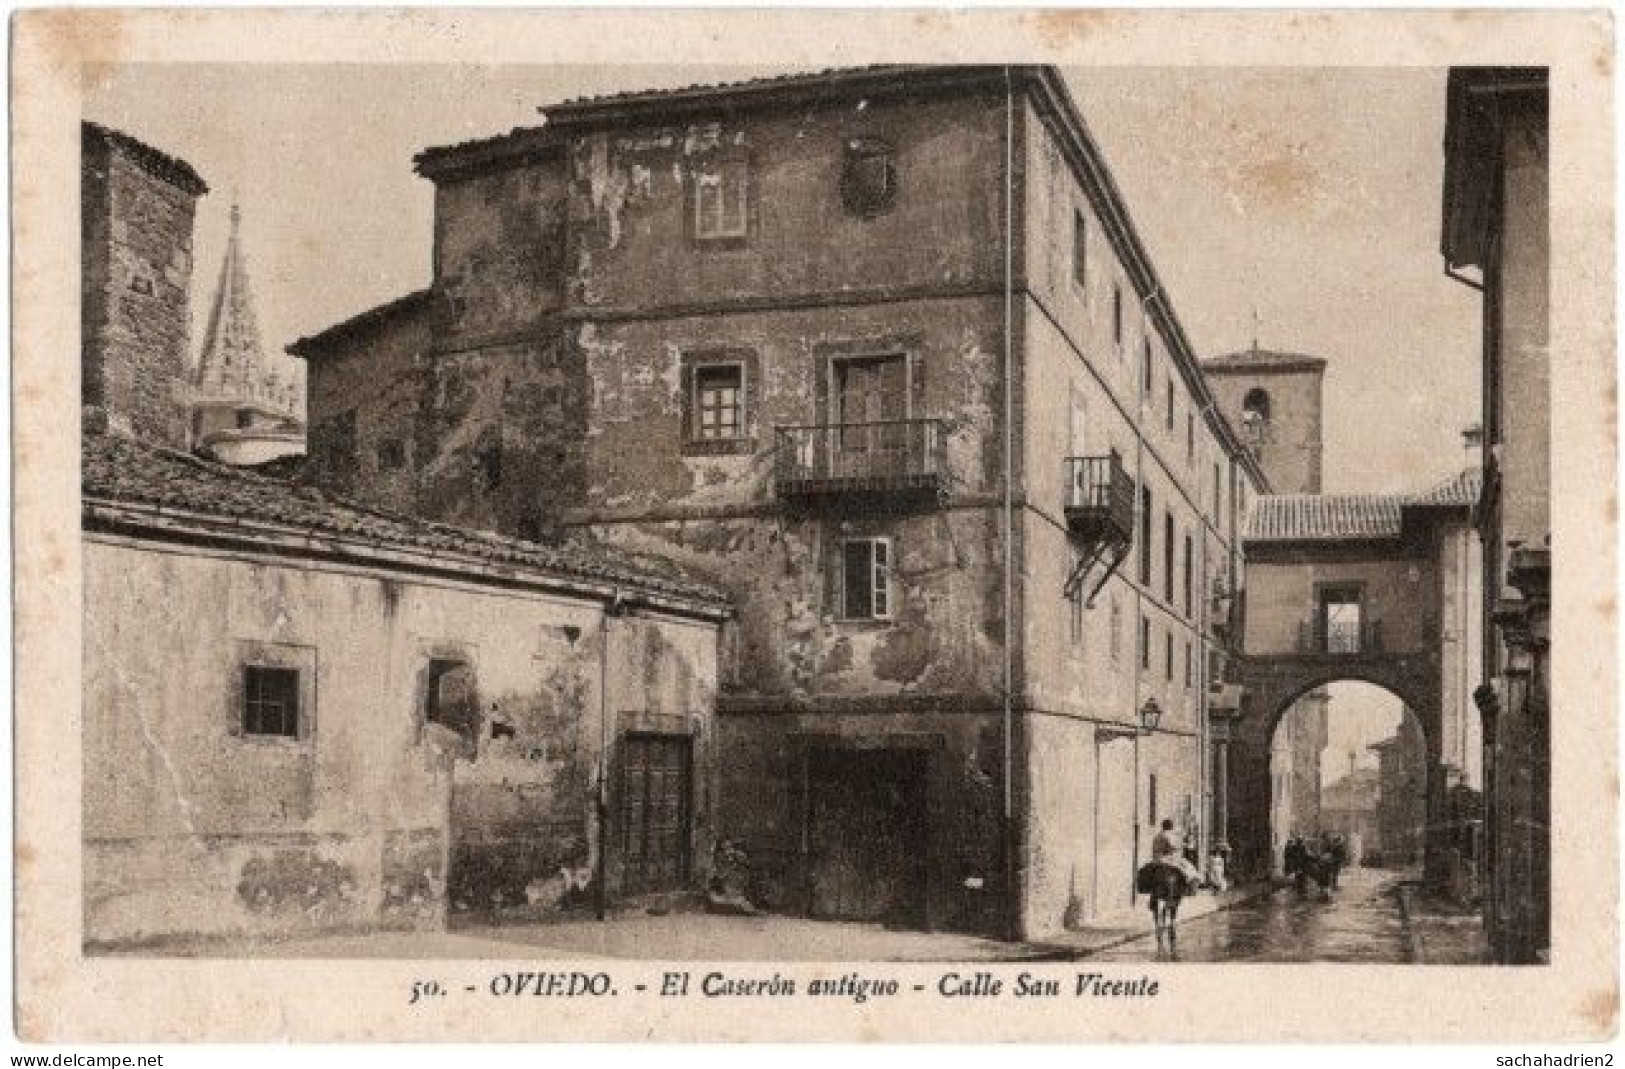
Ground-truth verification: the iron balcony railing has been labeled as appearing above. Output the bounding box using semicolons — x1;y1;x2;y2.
775;419;948;503
1063;451;1135;542
1298;618;1383;656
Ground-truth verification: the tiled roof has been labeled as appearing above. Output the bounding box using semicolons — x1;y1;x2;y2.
1202;348;1328;373
413;125;561;181
83;122;208;197
1247;493;1405;542
82;433;730;611
547;65;904;115
1411;466;1483;508
286;289;436;360
1245;468;1481;543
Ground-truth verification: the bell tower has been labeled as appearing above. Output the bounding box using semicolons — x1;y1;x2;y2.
1200;345;1326;494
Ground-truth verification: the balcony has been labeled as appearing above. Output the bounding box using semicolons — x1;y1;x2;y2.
1063;451;1135;544
774;419;947;511
1297;618;1383;656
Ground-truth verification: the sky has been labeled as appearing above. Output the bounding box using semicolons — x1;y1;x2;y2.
84;63;1481;494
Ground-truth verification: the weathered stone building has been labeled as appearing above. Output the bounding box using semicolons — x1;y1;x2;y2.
1442;66;1550;964
1268;692;1328;874
80;124;730;948
1370;713;1428;867
81;122;207;449
191;204;306;465
81;433;728;946
1203;347;1329;868
291;65;1269;938
1320;765;1380;865
1224;476;1481;882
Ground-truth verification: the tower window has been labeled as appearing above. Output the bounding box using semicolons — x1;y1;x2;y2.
1242;388;1273;448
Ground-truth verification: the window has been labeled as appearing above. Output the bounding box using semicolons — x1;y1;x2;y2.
1163;512;1175;603
1164;630;1174;681
235;408;254;430
243;665;300;738
1139;486;1154;585
1165;379;1175;431
694;160;749;240
1069;579;1084;649
1067;547;1085;648
424;656;479;750
1140;615;1151;670
1242;387;1273;447
1141;338;1153;395
1186;411;1195;459
1318;585;1365;653
1183;534;1194;618
1149;773;1159;825
1113;286;1124;347
693;364;744;441
377;438;406;470
1072;210;1088;288
841;138;897;217
1185;641;1193;688
1213;463;1222;515
1110;596;1122;661
840;538;893;620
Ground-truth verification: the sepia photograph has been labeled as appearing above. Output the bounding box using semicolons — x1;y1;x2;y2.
11;7;1615;1044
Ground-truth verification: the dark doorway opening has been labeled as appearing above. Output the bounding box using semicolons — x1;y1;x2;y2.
805;746;929;928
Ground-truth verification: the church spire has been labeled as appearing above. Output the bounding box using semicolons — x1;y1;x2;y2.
195;203;276;411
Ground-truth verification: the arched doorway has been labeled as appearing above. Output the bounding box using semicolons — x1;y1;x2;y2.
1268;681;1428;878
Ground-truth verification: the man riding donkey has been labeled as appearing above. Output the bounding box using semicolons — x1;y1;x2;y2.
1138;819;1205;947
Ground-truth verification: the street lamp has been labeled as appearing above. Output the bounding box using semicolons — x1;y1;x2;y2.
1093;697;1162;742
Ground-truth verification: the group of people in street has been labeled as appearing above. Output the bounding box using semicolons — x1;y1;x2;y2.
1283;831;1349;895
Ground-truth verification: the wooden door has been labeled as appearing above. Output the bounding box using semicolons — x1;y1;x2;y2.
621;735;693;896
806;747;928;926
833;355;908;479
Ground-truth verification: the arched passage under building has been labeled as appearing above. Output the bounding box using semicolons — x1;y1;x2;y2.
1211;474;1483;888
1268;681;1429;876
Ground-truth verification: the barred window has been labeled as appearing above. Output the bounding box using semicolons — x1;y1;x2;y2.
243;665;300;738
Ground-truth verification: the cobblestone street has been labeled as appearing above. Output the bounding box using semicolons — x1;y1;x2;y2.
1084;866;1480;964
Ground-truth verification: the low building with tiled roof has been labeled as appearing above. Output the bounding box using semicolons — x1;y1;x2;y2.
1243;468;1481;544
82;431;729;949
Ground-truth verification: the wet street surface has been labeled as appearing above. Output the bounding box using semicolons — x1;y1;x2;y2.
1086;866;1416;963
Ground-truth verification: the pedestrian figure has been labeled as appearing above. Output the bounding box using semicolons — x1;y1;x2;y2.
1328;834;1348;891
1284;834;1307;893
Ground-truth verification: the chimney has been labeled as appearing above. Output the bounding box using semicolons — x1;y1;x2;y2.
81;122;207;449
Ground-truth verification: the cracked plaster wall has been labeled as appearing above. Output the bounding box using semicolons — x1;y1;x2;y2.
81;538;718;945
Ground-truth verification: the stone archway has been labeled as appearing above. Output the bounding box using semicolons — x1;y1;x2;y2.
1218;650;1445;884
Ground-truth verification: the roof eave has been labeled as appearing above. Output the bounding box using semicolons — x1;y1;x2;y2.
539;65;1009;130
81;496;733;622
287;289;437;361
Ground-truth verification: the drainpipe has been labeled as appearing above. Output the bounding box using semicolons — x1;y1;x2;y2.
1000;64;1019;943
595;588;628;922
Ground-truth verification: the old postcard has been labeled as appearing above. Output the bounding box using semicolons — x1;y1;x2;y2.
11;7;1617;1043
